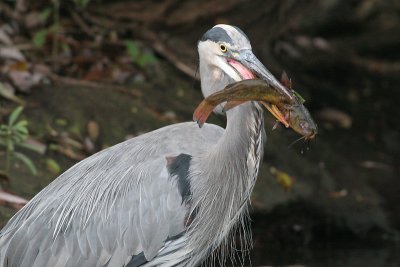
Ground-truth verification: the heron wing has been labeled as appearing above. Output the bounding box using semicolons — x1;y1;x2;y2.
0;122;223;267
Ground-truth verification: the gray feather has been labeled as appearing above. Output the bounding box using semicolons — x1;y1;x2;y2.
0;122;222;266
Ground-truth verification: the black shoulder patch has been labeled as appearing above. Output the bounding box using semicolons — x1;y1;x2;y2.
167;154;192;203
232;25;249;41
166;232;184;242
126;252;147;267
200;27;233;44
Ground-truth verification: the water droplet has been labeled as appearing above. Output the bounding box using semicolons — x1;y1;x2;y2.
300;149;304;154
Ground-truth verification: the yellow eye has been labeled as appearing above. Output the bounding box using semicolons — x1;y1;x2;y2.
219;44;227;53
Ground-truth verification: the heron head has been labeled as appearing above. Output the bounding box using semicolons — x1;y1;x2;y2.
198;24;292;113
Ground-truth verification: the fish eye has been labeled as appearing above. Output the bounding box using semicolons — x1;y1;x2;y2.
300;121;309;130
219;44;228;53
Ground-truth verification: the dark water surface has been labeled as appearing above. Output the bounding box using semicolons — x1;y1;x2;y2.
247;243;400;267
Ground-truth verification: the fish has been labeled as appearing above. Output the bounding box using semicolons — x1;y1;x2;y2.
275;72;317;139
270;95;317;140
193;77;317;139
193;79;293;127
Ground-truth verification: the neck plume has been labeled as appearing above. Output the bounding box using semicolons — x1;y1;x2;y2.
188;101;265;266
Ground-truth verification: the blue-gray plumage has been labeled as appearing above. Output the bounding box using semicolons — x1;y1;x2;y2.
0;24;292;266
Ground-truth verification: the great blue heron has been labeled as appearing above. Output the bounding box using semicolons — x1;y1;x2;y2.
0;25;293;266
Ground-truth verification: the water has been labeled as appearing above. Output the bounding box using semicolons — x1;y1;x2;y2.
248;244;400;267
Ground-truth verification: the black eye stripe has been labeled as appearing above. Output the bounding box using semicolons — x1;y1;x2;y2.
200;27;233;45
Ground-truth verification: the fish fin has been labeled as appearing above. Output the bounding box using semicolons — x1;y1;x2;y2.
292;90;306;103
272;121;280;130
261;101;290;128
281;71;291;89
193;101;214;128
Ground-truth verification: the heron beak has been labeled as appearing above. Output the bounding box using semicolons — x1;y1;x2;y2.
232;49;293;100
227;49;293;125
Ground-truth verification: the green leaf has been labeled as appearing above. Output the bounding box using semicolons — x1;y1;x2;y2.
40;8;52;22
49;23;61;33
74;0;91;8
48;143;59;151
137;53;157;68
55;118;67;126
125;41;140;61
45;158;61;174
13;152;37;176
7;141;14;154
12;120;28;132
0;125;9;136
12;133;27;144
18;141;46;154
8;106;24;126
33;29;49;47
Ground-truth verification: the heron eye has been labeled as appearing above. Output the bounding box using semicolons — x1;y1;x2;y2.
219;44;227;53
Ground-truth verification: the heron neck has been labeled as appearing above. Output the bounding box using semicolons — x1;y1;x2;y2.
197;101;265;194
188;101;265;257
215;102;265;166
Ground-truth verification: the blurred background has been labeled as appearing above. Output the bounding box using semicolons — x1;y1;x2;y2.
0;0;399;266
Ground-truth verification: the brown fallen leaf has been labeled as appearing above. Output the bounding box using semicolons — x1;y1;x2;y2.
8;61;29;71
20;137;47;155
24;11;46;29
0;189;28;210
0;47;25;61
83;136;96;153
60;135;85;150
15;0;28;13
329;189;348;198
0;82;25;104
317;107;352;129
359;160;392;171
8;70;43;92
83;62;110;81
0;171;10;183
111;67;131;84
57;146;86;161
0;28;13;45
87;120;100;141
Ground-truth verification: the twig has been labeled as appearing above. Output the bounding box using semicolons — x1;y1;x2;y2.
52;0;61;60
69;9;96;37
0;2;20;22
143;29;197;79
49;73;142;98
0;43;38;51
83;12;198;79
